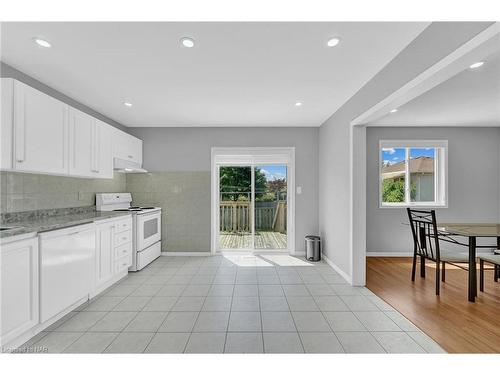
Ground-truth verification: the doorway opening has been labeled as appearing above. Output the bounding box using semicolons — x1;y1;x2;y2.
211;148;295;254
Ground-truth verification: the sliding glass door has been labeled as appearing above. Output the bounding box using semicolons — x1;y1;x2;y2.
219;166;253;250
218;164;288;251
254;165;287;250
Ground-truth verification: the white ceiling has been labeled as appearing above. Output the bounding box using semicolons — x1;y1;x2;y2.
1;22;428;127
370;50;500;127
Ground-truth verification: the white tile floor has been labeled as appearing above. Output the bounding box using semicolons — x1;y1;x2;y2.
20;254;446;353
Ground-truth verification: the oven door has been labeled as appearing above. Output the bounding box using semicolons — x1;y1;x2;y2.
136;211;161;250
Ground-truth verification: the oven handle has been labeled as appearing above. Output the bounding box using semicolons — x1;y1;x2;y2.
137;211;162;221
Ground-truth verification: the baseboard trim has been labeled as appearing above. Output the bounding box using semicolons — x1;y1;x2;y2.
161;252;212;256
367;252;413;257
321;253;352;285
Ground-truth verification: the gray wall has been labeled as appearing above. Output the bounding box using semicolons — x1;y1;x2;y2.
0;171;126;213
0;62;128;133
127;127;319;253
366;127;500;254
318;22;493;283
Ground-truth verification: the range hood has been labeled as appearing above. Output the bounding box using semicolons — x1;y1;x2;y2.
113;157;148;173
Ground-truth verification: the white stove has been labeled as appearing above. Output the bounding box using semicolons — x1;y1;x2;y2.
96;193;162;271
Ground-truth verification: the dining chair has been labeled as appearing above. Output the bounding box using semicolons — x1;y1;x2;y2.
478;253;500;292
407;208;469;295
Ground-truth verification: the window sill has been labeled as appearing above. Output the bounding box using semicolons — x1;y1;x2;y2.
379;203;448;209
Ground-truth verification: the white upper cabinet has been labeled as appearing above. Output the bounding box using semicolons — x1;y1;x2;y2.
94;120;113;179
113;128;143;165
0;79;142;178
1;78;14;170
68;113;113;179
13;80;69;175
68;107;95;177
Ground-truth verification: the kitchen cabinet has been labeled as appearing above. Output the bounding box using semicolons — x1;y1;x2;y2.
95;216;132;292
1;78;14;170
39;224;95;323
68;112;113;179
1;78;142;178
68;107;95;177
94;120;113;179
95;221;115;286
13;80;69;175
1;236;39;345
113;127;143;165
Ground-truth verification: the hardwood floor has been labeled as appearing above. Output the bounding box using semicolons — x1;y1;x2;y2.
366;257;500;353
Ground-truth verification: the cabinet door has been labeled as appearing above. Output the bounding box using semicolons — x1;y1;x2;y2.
1;237;39;344
1;78;14;170
94;120;113;179
13;81;68;174
96;223;114;286
112;128;143;165
129;136;143;165
68;108;95;177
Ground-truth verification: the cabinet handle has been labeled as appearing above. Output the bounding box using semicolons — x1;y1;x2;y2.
122;236;127;240
128;155;133;159
122;262;127;267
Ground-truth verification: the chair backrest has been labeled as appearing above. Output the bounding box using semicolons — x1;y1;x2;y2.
407;208;440;261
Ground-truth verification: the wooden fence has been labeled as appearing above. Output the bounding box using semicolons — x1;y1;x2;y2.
219;201;287;233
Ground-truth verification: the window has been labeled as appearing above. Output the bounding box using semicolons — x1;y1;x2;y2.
379;140;447;207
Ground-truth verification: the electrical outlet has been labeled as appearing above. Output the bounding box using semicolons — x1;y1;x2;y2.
296;186;302;194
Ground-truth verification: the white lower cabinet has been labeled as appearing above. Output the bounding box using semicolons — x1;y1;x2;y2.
0;236;39;346
96;221;115;286
94;216;132;292
1;215;133;348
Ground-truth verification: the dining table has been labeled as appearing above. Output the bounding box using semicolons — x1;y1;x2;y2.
436;223;500;302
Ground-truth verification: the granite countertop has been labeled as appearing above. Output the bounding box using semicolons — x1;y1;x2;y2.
1;207;132;240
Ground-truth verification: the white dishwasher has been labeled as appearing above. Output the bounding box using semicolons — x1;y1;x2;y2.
39;223;96;323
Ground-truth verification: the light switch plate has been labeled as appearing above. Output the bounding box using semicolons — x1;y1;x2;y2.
296;186;302;194
78;191;85;201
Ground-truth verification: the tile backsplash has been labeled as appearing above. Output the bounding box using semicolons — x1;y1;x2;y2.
126;172;211;252
0;170;210;253
0;171;126;213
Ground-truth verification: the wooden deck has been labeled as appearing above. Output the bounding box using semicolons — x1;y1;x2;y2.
367;257;500;353
220;232;287;249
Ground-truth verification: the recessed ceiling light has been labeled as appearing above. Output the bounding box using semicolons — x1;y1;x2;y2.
295;102;303;107
469;61;484;69
123;102;133;107
180;37;195;48
33;37;51;48
327;37;341;47
390;109;398;113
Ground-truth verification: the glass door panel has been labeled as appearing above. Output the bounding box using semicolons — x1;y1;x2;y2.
254;165;287;249
218;166;253;249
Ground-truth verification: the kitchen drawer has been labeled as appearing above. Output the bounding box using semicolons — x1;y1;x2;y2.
114;242;132;260
114;218;132;234
115;253;132;273
114;230;132;247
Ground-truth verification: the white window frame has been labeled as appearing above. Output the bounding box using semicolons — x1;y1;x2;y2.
210;147;296;254
379;140;448;208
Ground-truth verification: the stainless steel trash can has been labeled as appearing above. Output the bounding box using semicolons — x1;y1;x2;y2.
305;235;321;261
